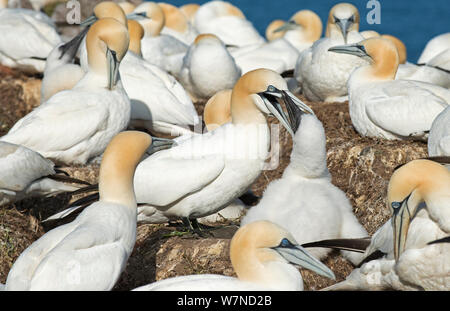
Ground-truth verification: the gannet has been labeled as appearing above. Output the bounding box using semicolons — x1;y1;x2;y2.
325;160;450;290
134;221;335;291
179;34;241;101
179;3;199;24
266;20;286;41
3;131;152;291
272;10;323;52
0;141;88;207
329;37;450;141
158;2;198;45
429;106;450;156
242;113;367;265
194;1;265;49
44;69;314;229
133;2;188;76
417;33;450;65
1;18;131;165
294;3;367;103
111;20;199;136
117;1;136;15
360;30;380;39
0;0;61;73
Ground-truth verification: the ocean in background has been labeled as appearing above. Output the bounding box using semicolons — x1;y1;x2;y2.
152;0;450;62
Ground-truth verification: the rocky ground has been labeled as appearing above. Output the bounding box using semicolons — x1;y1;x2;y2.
0;62;429;290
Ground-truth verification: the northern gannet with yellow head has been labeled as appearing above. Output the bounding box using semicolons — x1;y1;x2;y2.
194;0;265;49
429;106;450;156
132;2;189;77
294;3;368;103
0;0;61;73
3;131;152;290
110;19;199;136
273;10;323;52
131;69;314;227
179;34;241;101
158;2;198;44
328;37;450;141
134;221;335;290
179;3;199;24
1;18;131;165
325;160;450;290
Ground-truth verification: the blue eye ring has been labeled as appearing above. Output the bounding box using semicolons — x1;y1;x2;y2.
280;238;292;248
267;85;276;92
391;202;401;209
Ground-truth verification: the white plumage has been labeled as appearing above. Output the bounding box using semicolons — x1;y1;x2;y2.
417;32;450;65
429;106;450;156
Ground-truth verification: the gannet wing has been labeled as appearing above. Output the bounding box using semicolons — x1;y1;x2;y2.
366;82;449;138
134;154;225;206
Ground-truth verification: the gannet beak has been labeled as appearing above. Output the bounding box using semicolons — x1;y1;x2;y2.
274;20;298;33
391;194;413;261
328;44;369;59
282;91;314;133
146;137;176;155
59;27;89;60
126;12;149;20
258;86;294;137
80;14;98;27
274;242;336;280
106;48;120;90
335;17;354;44
225;44;239;49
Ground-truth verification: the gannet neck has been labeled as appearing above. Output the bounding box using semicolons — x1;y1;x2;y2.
159;3;188;33
127;20;144;56
381;34;407;64
230;69;286;126
118;1;136;15
93;1;127;26
99;131;152;208
86;18;129;78
292;10;323;43
230;221;302;289
204;89;232;131
266;20;286;41
180;3;200;22
135;2;165;36
211;1;245;19
364;38;399;80
389;160;450;207
325;3;360;40
283;115;329;179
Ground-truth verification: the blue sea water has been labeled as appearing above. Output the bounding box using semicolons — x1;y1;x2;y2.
152;0;450;62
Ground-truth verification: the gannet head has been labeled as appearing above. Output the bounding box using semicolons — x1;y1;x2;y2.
230;221;335;287
381;34;407;64
388;159;450;261
193;33;223;46
231;69;314;137
118;1;136;15
132;2;165;37
158;2;189;33
180;3;200;23
326;3;360;43
328;37;399;80
274;10;322;43
86;18;129;90
203;1;245;19
266;20;286;41
203;89;233;131
360;30;380;39
99;131;152;208
127;20;145;56
81;1;127;27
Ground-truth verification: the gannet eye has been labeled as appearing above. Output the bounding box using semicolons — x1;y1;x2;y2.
279;238;294;248
333;16;340;23
391;202;401;210
267;85;276;92
348;15;355;23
